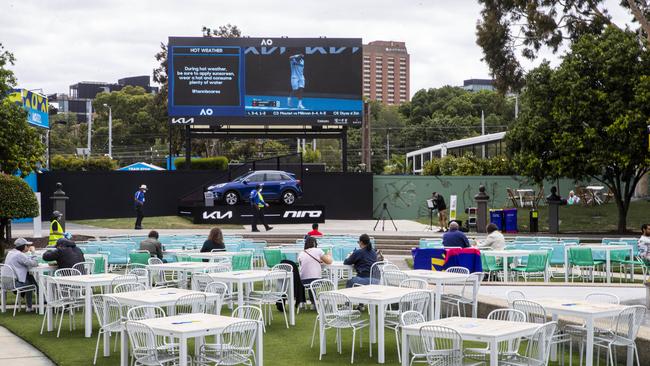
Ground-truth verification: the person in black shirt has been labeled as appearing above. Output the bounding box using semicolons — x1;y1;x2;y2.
432;192;447;232
343;233;378;287
201;227;226;252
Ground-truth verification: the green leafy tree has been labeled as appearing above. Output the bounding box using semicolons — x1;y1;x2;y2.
507;27;650;232
0;43;45;176
476;0;650;92
49;112;88;155
0;174;39;257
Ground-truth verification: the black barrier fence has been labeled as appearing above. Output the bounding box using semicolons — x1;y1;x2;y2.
37;171;372;221
180;205;326;225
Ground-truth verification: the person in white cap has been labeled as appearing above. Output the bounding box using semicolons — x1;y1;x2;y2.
134;184;147;230
3;238;38;312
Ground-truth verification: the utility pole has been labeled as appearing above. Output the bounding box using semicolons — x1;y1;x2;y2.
361;102;371;172
86;100;93;157
481;110;486;158
515;94;519;119
103;104;112;158
386;128;390;162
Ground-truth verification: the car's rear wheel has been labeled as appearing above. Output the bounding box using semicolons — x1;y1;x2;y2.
224;191;239;205
281;190;296;205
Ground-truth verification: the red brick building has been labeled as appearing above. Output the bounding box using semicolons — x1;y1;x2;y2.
362;41;410;105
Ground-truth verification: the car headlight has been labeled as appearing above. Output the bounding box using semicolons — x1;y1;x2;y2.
208;183;227;190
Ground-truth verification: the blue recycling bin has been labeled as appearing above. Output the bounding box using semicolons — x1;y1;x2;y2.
489;209;504;231
504;208;518;233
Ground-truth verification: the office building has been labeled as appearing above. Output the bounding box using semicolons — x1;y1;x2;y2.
362;41;409;105
462;79;495;92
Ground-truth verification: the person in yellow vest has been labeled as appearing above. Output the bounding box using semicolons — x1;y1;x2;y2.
249;184;273;232
48;211;64;247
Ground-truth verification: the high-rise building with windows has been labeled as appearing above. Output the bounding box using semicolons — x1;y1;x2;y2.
362;41;409;105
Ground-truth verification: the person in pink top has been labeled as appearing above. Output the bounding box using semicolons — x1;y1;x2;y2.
297;236;332;307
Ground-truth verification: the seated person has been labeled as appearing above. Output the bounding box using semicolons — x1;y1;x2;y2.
297;236;332;306
344;234;378;287
3;238;39;312
139;230;163;259
201;227;226;252
481;223;506;250
307;223;323;237
567;190;580;205
442;221;470;248
42;238;85;269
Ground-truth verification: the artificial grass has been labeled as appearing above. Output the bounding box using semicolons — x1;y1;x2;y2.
0;292;587;366
71;216;243;230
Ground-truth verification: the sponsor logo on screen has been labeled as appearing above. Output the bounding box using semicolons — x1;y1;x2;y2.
171;117;195;124
283;210;323;218
202;211;233;219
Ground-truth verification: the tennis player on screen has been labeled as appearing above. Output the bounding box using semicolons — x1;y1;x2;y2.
288;52;305;109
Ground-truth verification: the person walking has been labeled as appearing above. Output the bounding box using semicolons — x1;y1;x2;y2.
134;184;147;230
48;211;64;247
249;184;272;232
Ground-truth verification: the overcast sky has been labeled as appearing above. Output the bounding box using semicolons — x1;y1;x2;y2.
0;0;634;96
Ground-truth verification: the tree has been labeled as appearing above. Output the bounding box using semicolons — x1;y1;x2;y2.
0;174;39;258
201;24;242;38
0;44;45;176
476;0;650;92
507;27;650;232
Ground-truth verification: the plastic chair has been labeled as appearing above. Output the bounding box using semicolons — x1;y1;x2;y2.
127;305;166;321
318;292;370;363
91;295;124;364
263;249;283;268
465;309;526;362
125;321;188;366
110;274;139;290
381;270;408;287
505;290;526;306
174;293;207;315
232;253;253;271
400;311;427;365
39;275;82;338
129;252;151;266
385;291;431;362
419;325;465;365
369;261;395;285
113;282;146;293
204;281;229;315
246;271;290;328
511;252;548;282
72;261;95;275
500;322;558;366
399;278;429;290
568;247;605;282
308;279;336;347
197;320;258;366
0;264;37;316
593;305;646;366
271;263;293;273
54;268;82;277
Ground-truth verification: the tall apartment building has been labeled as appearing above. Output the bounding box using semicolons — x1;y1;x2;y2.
362;41;410;105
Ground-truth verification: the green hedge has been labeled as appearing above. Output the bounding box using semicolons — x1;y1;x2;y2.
422;155;515;176
174;156;229;170
0;174;39;219
50;155;117;171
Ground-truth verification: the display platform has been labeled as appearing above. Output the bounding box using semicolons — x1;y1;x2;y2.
178;204;325;225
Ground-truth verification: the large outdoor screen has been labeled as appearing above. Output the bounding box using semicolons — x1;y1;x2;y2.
168;37;363;126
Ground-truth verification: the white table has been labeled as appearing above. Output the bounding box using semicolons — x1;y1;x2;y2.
205;270;295;326
187;252;238;260
330;285;433;364
563;245;633;283
585;185;605;205
516;188;534;207
52;273;147;338
402;269;478;319
327;261;353;289
28;263;56;315
110;287;221;313
535;299;631;366
119;313;263;366
400;317;541;366
482;249;549;282
147;262;221;288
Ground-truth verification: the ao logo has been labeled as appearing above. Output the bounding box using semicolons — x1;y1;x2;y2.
200;108;213;116
202;211;233;219
261;39;273;46
283;210;322;218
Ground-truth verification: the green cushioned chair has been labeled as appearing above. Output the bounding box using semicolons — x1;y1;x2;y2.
568;247;605;282
232;253;253;271
263;249;282;268
511;252;548;282
129;252;151;266
480;253;502;281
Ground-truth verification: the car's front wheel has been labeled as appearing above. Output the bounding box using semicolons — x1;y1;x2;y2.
281;190;297;205
224;191;239;205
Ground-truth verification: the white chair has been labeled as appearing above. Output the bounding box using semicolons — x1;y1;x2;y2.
198;320;258;366
125;321;190;366
441;272;481;317
400;311;427;366
147;257;163;265
148;262;179;288
271;263;293;273
232;305;264;323
381;270;409;287
191;273;213;291
91;295;124;365
500;321;558;366
445;266;470;275
419;325;465;366
465;308;526;362
593;305;646;366
128;268;149;284
399;278;429;290
127;305;166;321
318;292;370;363
72;261;95;275
110;274;139;290
54;268;82;277
204;281;230;314
204;264;232;273
512;300;571;365
385;291;431;362
246;271;290;328
0;264;37;316
174;293;207;315
505;290;526;306
308;279;335;348
369;261;397;285
113;282;147;293
39;275;82;338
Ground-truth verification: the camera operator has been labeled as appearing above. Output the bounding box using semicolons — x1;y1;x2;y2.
431;192;447;232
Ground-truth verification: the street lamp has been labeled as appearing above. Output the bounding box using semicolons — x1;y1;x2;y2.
102;103;112;158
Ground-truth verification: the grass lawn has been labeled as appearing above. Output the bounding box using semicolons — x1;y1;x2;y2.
0;291;585;366
71;216;243;230
418;200;649;234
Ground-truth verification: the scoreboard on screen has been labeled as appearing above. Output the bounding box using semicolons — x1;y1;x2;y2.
167;37;363;126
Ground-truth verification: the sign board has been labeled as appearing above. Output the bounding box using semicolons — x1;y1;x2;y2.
7;89;49;129
118;162;165;171
449;195;457;221
167;37;362;126
179;204;325;225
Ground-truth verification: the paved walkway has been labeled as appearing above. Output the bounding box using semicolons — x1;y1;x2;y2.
0;326;54;365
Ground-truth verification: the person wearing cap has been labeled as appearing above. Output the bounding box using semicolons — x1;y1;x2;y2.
42;238;85;270
48;210;64;247
249;184;272;232
134;184;147;230
3;238;39;312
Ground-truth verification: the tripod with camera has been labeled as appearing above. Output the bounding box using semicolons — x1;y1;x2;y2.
374;203;398;231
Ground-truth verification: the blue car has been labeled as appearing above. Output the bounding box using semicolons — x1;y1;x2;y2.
207;170;303;206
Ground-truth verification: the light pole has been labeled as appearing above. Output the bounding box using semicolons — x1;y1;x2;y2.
103;103;112;158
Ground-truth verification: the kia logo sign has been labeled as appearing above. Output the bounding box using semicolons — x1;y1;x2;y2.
202;211;233;219
283;210;323;218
